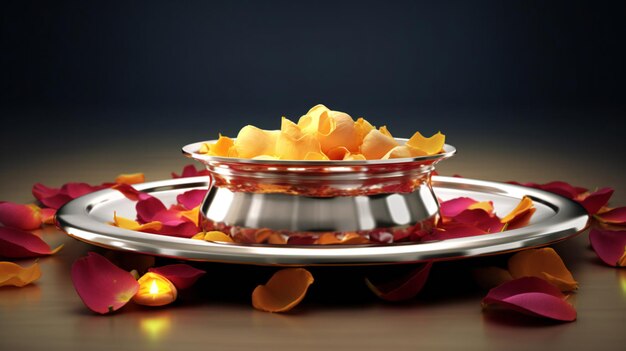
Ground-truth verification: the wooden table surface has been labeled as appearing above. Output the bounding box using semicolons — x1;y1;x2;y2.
0;135;624;351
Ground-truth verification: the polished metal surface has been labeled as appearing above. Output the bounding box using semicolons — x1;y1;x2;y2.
56;176;589;265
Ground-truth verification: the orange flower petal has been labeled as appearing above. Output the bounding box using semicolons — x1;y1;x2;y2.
326;146;351;160
317;111;359;153
379;125;393;137
508;247;578;292
500;196;536;229
203;231;234;243
405;131;445;155
344;153;366;161
468;201;495;214
382;146;413;159
113;213;162;232
354;117;375;144
360;129;398;160
234;126;279;158
115;173;145;185
132;272;178;307
0;261;41;287
203;135;235;156
178;206;200;226
252;268;314;312
297;104;332;135
276;132;324;160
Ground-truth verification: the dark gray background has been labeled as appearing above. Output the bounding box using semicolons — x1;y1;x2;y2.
1;0;624;190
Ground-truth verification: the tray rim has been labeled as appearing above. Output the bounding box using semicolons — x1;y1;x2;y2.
56;176;590;266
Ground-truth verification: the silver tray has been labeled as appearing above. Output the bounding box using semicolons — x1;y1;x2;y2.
56;176;589;266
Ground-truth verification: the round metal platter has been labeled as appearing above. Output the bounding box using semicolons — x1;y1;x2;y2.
56;176;589;266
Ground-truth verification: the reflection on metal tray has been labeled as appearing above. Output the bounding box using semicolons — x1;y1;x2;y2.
56;176;589;266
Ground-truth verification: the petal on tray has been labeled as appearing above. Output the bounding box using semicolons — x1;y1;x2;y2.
0;261;41;287
171;164;211;178
148;264;206;290
423;223;488;241
176;189;208;210
595;207;626;226
115;173;145;185
195;231;234;243
577;187;614;214
0;227;63;259
112;183;152;202
71;252;139;314
589;229;626;267
252;268;314;313
440;197;478;218
113;213;162;232
365;261;433;302
0;202;42;230
508;248;578;292
500;196;536;230
452;209;505;233
482;277;576;322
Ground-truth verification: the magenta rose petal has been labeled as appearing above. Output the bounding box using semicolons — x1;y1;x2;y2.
577;187;614;214
452;209;505;233
589;229;626;267
482;277;576;322
148;264;206;289
0;227;63;259
440;197;477;218
71;252;139;314
112;183;152;202
595;207;626;225
176;189;208;210
136;197;168;223
365;261;433;302
0;202;42;230
171;165;211;179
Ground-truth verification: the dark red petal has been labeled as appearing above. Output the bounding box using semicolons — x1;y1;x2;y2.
136;197;168;223
0;202;42;230
62;182;105;199
595;207;626;225
153;220;199;238
365;261;433;302
440;197;477;218
32;183;58;201
176;189;208;210
112;183;152;202
589;228;626;267
452;209;504;233
148;264;206;290
71;252;139;314
482;277;576;322
577;188;614;214
538;181;586;199
0;227;62;258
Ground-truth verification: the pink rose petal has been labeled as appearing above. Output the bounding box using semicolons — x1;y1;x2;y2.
171;165;210;179
148;264;206;289
482;277;576;322
177;189;208;210
440;197;478;218
365;261;433;302
0;202;42;230
577;187;614;214
452;209;505;233
589;228;626;267
595;207;626;225
0;227;63;259
71;252;139;314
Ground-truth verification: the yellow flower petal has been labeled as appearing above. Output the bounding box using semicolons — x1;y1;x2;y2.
203;231;234;243
354;117;375;145
360;129;398;159
191;232;205;240
251;155;280;160
205;135;235;157
276;132;324;160
317;111;359;153
344;153;366;161
379;125;393;137
234;126;279;158
303;152;329;160
500;196;535;227
382;146;413;159
113;213;162;232
178;206;200;226
508;247;578;292
297;104;332;135
0;261;41;287
406;131;445;155
252;268;314;312
468;201;495;214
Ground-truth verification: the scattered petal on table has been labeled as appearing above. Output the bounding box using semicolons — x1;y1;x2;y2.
508;248;577;292
0;261;41;287
171;165;211;179
577;188;614;214
148;264;206;290
132;272;178;307
0;202;42;230
252;268;314;312
71;252;139;314
589;229;626;267
595;207;626;226
115;173;145;185
0;227;63;259
365;261;433;302
176;189;208;210
33;182;110;209
482;277;576;322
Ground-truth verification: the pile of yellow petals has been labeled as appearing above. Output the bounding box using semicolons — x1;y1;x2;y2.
198;104;445;161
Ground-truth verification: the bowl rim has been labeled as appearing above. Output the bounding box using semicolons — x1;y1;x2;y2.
183;138;456;166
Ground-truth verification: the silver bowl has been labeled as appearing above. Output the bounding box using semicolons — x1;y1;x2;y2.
183;139;456;243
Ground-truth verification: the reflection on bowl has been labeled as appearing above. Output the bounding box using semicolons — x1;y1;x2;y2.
183;138;456;245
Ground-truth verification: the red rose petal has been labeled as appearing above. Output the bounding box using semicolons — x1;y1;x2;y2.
365;261;433;302
577;187;614;214
171;165;210;179
539;181;587;199
112;183;152;202
589;229;626;267
440;197;477;218
0;202;42;230
155;220;199;238
136;197;168;223
71;252;139;314
176;189;208;210
482;277;576;322
0;227;63;259
452;209;504;233
148;264;206;290
595;207;626;225
40;208;57;225
33;182;110;209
